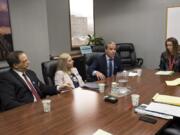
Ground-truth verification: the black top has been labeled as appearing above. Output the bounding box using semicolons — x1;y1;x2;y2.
69;73;79;88
159;52;180;72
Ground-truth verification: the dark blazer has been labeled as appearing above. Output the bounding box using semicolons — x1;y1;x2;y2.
88;54;123;80
159;52;180;72
0;69;59;111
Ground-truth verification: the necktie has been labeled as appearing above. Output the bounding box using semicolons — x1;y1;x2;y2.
108;59;113;77
22;73;41;101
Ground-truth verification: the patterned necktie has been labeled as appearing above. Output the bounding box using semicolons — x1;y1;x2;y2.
108;59;113;77
22;73;41;101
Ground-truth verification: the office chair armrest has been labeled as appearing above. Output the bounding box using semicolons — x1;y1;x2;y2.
163;128;180;135
136;58;143;67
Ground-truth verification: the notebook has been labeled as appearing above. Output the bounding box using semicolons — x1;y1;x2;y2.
165;78;180;86
153;93;180;106
146;102;180;118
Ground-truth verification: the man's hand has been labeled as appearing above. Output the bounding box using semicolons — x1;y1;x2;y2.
95;71;105;80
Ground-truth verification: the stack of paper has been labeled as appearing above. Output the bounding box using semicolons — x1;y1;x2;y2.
146;102;180;118
165;78;180;86
153;93;180;106
93;129;112;135
155;71;174;75
135;104;173;119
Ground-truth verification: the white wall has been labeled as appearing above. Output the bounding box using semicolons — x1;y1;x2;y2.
95;0;180;69
9;0;50;80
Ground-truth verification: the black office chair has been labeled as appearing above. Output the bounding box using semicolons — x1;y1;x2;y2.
162;128;180;135
157;117;180;135
0;66;10;74
91;45;105;52
41;60;58;86
0;66;10;112
116;43;143;69
84;52;104;81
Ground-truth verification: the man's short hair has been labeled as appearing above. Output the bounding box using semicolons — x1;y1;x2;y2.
6;51;24;68
105;41;116;49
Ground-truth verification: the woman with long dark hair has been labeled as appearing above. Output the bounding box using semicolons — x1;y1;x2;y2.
159;37;180;72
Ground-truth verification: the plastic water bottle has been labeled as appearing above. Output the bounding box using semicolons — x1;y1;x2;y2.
122;70;128;79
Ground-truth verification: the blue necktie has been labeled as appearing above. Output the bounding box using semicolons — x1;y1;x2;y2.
108;59;113;77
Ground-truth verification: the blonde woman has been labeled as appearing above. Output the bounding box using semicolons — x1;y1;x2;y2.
54;53;84;90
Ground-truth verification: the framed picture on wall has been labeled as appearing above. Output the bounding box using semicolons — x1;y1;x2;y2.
0;0;13;61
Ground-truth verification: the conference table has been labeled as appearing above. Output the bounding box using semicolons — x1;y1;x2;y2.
0;69;180;135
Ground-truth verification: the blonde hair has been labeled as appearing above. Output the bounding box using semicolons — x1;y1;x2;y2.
57;53;71;72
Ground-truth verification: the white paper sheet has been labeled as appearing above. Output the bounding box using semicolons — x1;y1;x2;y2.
146;102;180;117
93;129;112;135
128;72;138;77
155;71;174;75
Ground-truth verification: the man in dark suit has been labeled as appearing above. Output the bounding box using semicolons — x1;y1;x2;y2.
0;51;60;111
88;41;123;80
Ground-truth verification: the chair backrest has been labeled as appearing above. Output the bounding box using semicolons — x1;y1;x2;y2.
84;52;104;66
116;43;137;69
0;66;10;112
91;45;105;52
0;66;10;75
41;60;58;86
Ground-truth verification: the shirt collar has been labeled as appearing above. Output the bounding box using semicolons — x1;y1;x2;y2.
106;55;113;60
13;69;24;76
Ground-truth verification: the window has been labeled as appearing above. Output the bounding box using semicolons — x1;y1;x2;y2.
69;0;94;49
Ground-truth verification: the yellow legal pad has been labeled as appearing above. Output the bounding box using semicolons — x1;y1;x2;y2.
153;93;180;106
165;78;180;86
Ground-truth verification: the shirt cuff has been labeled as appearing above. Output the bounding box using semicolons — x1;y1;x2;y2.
56;85;61;92
92;71;97;76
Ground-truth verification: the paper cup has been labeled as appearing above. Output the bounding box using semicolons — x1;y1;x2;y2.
136;69;142;76
98;83;105;93
122;70;129;78
131;94;140;107
112;82;117;88
42;99;51;112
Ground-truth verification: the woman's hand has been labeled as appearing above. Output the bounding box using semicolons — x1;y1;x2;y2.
62;83;73;90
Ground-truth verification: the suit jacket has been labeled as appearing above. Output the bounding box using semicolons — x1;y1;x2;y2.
88;54;123;79
54;67;84;88
159;52;180;72
0;69;59;111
